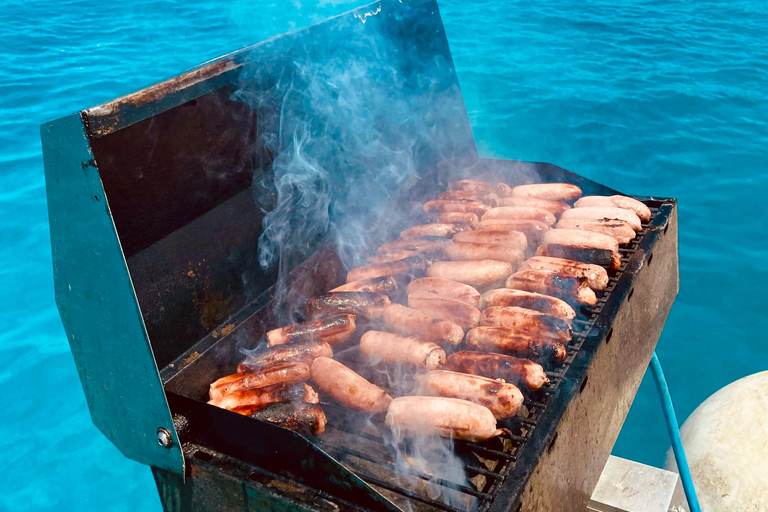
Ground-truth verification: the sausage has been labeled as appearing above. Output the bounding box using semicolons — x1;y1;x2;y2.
209;382;316;411
480;306;572;343
266;314;356;347
423;199;491;218
385;396;506;442
367;303;464;346
574;195;651;222
475;219;550;245
360;330;446;370
427;260;513;288
543;228;618;252
417;370;524;419
425;211;480;227
367;249;424;265
209;362;311;400
406;277;481;308
310;357;392;414
450;179;513;198
331;276;398;296
466;326;567;362
443;241;524;266
505;269;598;306
536;245;621;272
481;288;576;322
560;206;642;231
445;351;549;390
238;342;333;373
346;256;427;283
500;197;571;217
453;229;527;250
377;237;449;254
231;384;320;416
400;223;467;239
511;183;582;202
436;189;500;206
407;292;481;329
521;256;609;291
305;292;391;318
555;217;636;244
481;206;556;226
249;402;327;436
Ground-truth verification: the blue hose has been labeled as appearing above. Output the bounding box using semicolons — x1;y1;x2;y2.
649;351;702;512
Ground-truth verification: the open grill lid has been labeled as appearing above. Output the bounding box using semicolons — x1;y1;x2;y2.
41;0;476;477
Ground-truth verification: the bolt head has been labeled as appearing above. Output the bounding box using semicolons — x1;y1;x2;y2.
157;428;173;448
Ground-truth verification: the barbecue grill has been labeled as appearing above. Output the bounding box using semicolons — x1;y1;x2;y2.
41;1;678;511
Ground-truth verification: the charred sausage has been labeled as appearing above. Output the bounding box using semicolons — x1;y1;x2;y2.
427;260;513;288
418;370;524;419
426;211;480;227
238;342;333;372
521;256;609;291
407;292;482;329
555;217;636;244
305;292;391;318
367;303;464;346
574;195;651;222
331;276;399;296
346;256;427;282
266;314;356;347
209;362;311;400
536;245;621;272
481;288;576;322
505;268;598;306
436;189;500;206
360;330;446;370
400;223;467;239
406;277;482;308
511;183;582;202
465;326;567;363
450;179;513;198
249;402;327;436
445;351;549;390
480;306;572;343
310;357;392;414
209;382;317;412
377;237;449;254
561;206;642;231
423;199;491;218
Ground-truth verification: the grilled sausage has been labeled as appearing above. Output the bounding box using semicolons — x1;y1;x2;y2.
481;206;556;226
385;396;506;442
346;256;427;283
426;211;480;227
436;189;500;206
310;357;392;414
481;306;572;343
238;342;333;373
500;197;571;217
407;292;481;329
367;303;464;346
266;314;356;348
360;331;446;370
574;195;651;222
555;217;636;244
249;402;327;436
511;183;582;202
418;370;524;419
475;219;550;245
406;277;481;308
453;229;527;250
521;256;609;291
443;241;524;266
466;326;567;362
377;237;450;255
427;260;513;288
305;292;391;318
209;382;316;411
481;288;576;322
445;351;549;390
331;276;398;296
367;249;423;265
451;179;513;198
423;199;491;218
560;206;642;231
505;269;598;306
209;362;311;400
543;228;619;252
536;245;621;272
400;223;467;239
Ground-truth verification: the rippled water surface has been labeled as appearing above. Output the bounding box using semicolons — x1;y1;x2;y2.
1;1;766;509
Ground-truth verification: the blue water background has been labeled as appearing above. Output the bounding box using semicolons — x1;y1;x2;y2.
1;0;766;509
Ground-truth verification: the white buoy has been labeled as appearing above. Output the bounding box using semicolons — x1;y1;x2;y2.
665;370;768;511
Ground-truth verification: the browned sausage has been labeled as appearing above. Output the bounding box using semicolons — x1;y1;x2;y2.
310;357;392;414
407;292;481;329
360;330;446;370
400;223;467;239
443;241;524;266
266;314;356;347
436;189;500;206
238;342;333;373
465;326;567;363
539;229;621;270
535;245;621;272
574;195;651;221
481;206;556;226
305;292;391;318
561;206;642;231
231;384;319;416
423;199;491;218
445;351;549;390
405;277;482;308
475;219;550;245
521;256;609;291
209;382;316;411
331;276;398;296
505;269;598;306
427;260;513;288
346;256;427;282
555;217;636;245
500;197;571;217
426;211;480;227
209;362;311;400
481;288;576;322
377;238;449;254
367;303;464;346
418;370;524;419
450;179;513;198
511;183;582;202
481;306;572;343
367;249;424;265
453;229;527;250
385;396;506;441
249;402;327;436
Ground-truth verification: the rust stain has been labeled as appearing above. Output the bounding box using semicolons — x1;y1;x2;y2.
187;270;196;277
220;324;235;336
182;351;200;366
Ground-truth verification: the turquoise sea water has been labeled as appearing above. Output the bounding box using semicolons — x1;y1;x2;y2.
2;1;767;509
